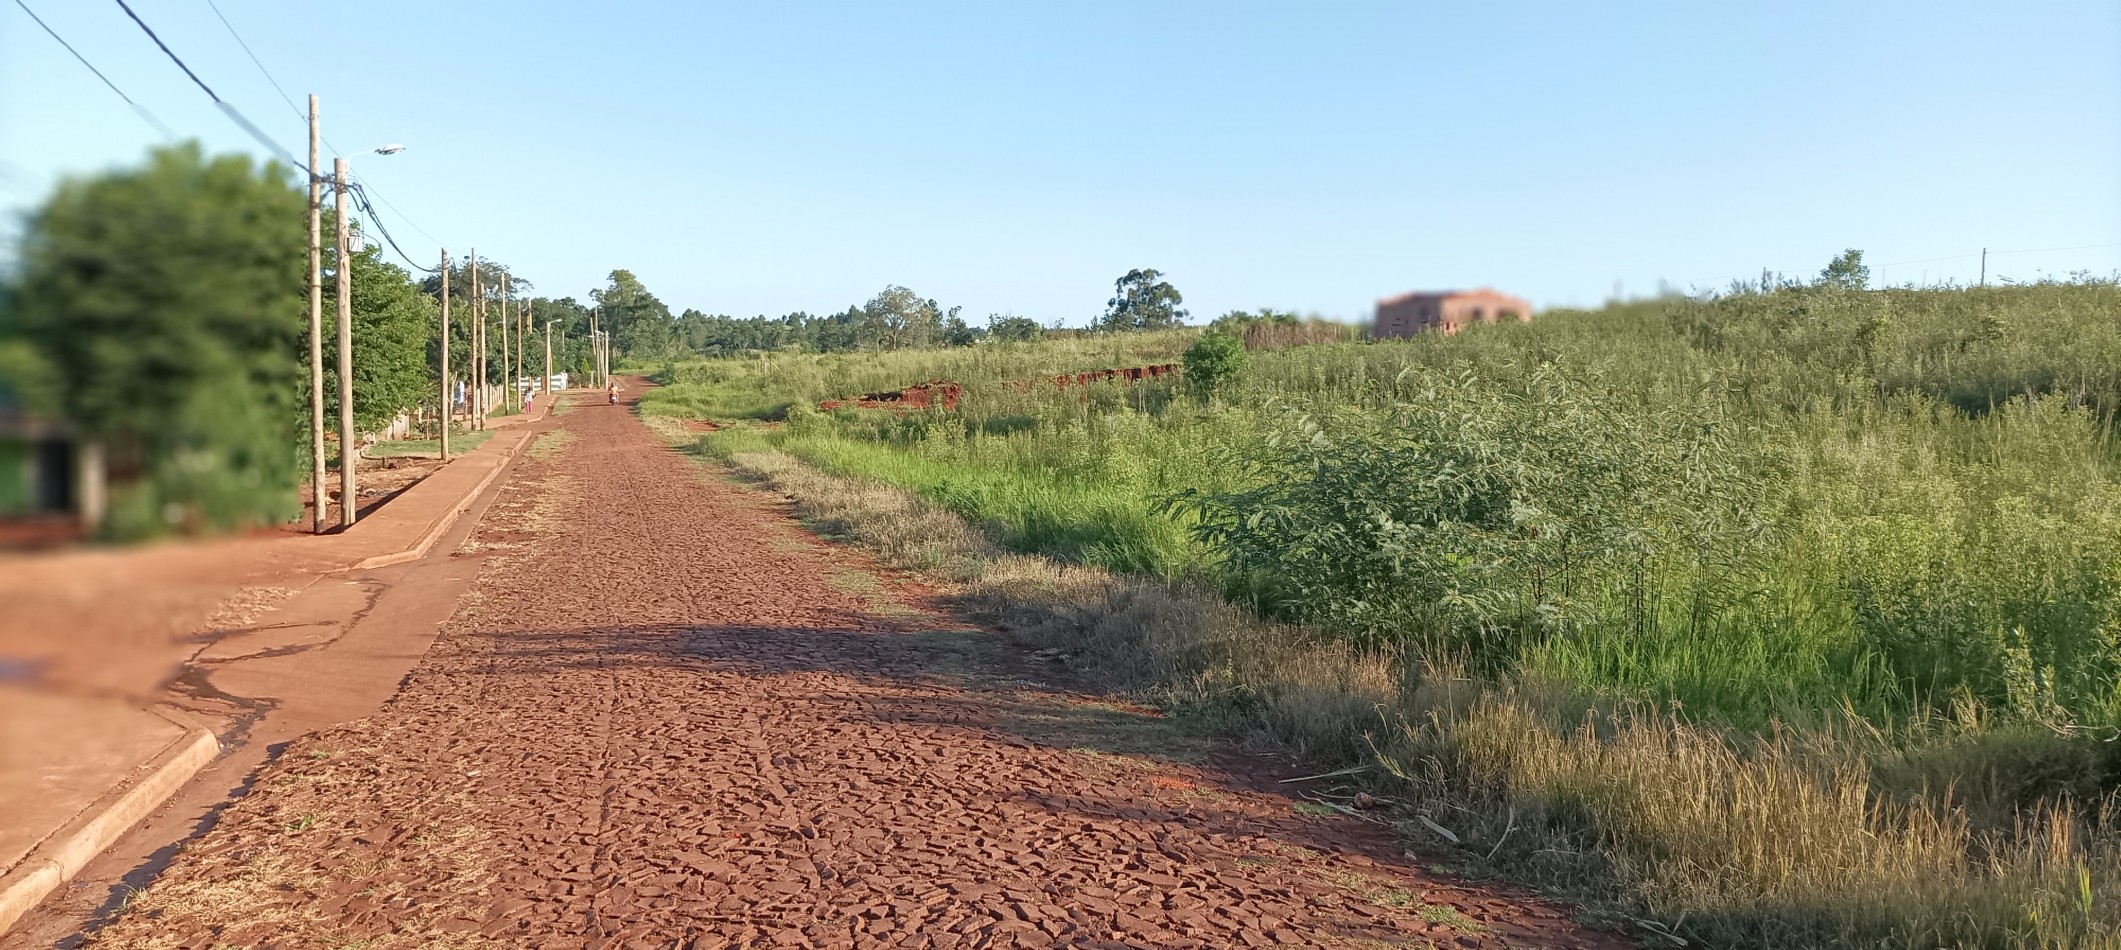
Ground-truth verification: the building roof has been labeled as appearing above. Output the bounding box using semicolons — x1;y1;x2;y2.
1376;287;1531;309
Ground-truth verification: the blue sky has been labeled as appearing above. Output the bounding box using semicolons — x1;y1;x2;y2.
4;1;2118;324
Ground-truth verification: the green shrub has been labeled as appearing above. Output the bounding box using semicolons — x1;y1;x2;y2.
6;143;306;538
1181;332;1247;394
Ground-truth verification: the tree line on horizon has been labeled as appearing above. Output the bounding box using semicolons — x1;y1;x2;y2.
598;266;1350;363
0;142;1341;537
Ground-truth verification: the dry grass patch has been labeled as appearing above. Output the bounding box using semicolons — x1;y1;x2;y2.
198;586;301;635
524;429;574;460
85;733;501;950
700;445;2121;950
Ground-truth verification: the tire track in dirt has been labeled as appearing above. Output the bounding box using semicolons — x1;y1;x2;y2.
81;386;1630;950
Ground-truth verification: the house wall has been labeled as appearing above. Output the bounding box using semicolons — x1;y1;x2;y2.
1373;289;1533;338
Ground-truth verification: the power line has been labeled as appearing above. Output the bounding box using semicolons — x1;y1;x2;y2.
1881;242;2121;268
351;171;447;248
1989;241;2121;257
346;181;441;274
12;0;177;140
99;0;470;285
109;0;305;174
186;0;449;266
199;0;303;122
1880;251;1983;267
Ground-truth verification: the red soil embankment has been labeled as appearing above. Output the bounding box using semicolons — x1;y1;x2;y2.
820;380;963;412
1039;362;1179;390
819;363;1180;413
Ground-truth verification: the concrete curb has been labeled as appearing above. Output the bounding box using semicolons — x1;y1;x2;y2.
0;400;566;936
350;434;523;571
348;402;555;572
0;708;218;935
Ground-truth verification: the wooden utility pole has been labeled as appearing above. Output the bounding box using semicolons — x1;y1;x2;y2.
517;301;526;410
499;272;511;414
469;250;482;430
1980;248;1988;286
543;320;554;398
438;249;451;462
589;306;600;388
306;95;325;534
333;156;356;528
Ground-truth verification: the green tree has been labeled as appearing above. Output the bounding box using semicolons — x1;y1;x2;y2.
987;314;1045;343
420;255;528;391
322;218;436;434
859;285;941;350
1819;249;1869;291
1182;332;1247;394
941;309;980;346
5;142;305;537
592;269;676;361
1209;308;1300;333
1100;268;1187;331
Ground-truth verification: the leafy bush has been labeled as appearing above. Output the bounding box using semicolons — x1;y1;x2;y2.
6;143;305;537
1172;367;1773;668
1181;333;1247;394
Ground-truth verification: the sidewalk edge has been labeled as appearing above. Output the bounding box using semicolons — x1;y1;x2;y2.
0;716;219;935
349;416;545;572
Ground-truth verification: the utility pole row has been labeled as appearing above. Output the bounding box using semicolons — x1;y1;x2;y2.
499;272;511;414
334;156;355;527
439;248;451;462
308;92;539;532
471;250;483;431
306;94;325;534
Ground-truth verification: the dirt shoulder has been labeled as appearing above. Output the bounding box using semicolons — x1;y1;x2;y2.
74;383;1627;949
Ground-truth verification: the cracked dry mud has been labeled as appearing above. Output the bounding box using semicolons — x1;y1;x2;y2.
85;391;1629;950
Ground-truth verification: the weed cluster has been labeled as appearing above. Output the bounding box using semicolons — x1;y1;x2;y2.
675;277;2121;947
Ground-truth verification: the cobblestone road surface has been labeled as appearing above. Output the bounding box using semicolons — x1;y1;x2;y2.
83;390;1628;950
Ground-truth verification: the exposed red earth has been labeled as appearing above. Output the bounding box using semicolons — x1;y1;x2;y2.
1038;363;1180;390
819;364;1180;413
56;381;1629;950
821;381;963;412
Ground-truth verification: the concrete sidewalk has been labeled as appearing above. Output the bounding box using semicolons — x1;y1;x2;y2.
0;392;565;936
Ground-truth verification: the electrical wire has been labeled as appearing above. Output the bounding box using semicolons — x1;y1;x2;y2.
1880;251;1983;267
187;0;451;266
109;0;305;174
198;0;301;122
346;181;441;273
351;170;447;249
12;0;177;140
85;0;488;286
1989;241;2121;257
1882;242;2121;268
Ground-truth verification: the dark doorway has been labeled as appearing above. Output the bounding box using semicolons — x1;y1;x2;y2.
33;438;73;512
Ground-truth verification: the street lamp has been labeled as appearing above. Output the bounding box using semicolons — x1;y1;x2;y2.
332;144;407;529
306;102;408;531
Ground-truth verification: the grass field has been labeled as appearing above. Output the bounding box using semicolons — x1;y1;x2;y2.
365;425;499;459
653;278;2121;948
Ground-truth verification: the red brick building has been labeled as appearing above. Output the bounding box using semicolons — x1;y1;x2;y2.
1371;288;1533;338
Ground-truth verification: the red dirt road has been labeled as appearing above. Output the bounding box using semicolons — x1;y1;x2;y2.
78;389;1626;949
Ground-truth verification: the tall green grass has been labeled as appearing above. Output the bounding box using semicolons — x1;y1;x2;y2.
684;280;2121;733
665;277;2121;947
638;329;1196;421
